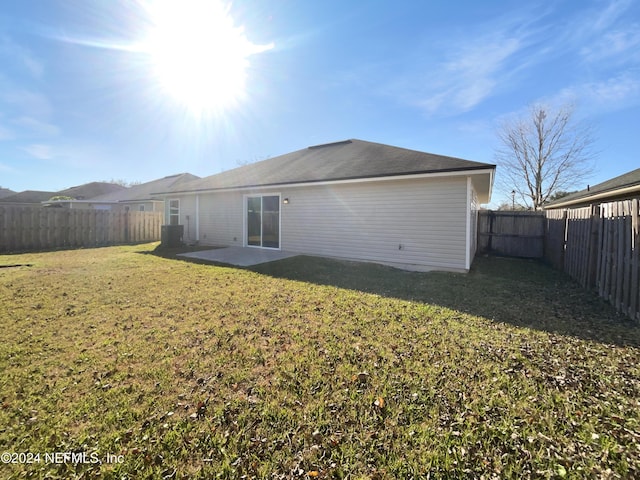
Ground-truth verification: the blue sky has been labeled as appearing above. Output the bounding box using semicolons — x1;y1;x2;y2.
1;0;639;206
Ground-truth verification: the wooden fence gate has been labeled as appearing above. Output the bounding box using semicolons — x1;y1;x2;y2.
477;211;545;258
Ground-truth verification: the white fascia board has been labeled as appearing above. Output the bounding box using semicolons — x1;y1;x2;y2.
543;184;640;209
166;168;497;196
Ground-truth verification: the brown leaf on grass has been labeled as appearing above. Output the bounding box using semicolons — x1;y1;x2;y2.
374;397;385;408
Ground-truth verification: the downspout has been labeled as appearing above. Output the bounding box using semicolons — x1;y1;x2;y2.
195;194;200;243
465;177;472;271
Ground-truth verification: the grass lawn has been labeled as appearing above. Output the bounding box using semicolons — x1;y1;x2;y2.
1;243;639;479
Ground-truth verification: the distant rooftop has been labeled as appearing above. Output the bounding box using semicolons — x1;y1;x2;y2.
544;167;640;209
0;190;56;204
0;187;16;200
88;173;200;203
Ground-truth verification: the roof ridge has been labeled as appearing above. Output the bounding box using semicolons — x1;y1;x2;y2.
308;140;352;149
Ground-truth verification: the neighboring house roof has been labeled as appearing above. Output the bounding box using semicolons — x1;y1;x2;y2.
1;182;125;205
57;182;126;200
0;187;16;199
544;167;640;209
157;139;495;199
0;190;56;204
86;173;201;203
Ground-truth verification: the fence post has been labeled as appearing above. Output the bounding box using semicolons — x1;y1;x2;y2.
560;209;568;271
124;211;130;243
487;211;494;253
586;204;600;288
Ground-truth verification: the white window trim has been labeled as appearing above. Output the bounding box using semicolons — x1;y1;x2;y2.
168;198;180;225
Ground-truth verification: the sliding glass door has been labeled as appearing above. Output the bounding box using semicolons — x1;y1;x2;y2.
246;195;280;249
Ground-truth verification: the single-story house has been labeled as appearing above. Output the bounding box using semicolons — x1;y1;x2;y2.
156;139;495;272
543;167;640;209
46;174;199;211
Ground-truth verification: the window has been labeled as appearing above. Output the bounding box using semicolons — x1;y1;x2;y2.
169;199;180;225
139;205;145;212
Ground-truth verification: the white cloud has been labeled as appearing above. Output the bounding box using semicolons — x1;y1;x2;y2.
0;36;44;79
0;162;16;173
380;6;552;117
22;144;54;160
563;0;640;67
417;33;528;116
541;73;640;114
12;116;60;137
581;27;640;63
0;124;14;141
0;88;53;120
0;80;60;140
590;0;632;32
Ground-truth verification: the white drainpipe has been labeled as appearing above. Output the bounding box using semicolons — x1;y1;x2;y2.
195;194;200;243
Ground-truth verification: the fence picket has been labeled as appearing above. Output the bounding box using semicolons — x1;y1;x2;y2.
0;206;162;253
478;202;640;323
631;200;639;319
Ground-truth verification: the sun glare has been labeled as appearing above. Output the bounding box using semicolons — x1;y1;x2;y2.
142;0;273;115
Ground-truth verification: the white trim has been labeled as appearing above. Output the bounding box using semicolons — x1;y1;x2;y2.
158;168;496;196
465;177;472;271
195;194;200;242
543;183;640;209
243;193;282;250
490;169;495;202
168;198;180;225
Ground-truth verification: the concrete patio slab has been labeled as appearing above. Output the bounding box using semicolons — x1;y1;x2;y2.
177;247;298;267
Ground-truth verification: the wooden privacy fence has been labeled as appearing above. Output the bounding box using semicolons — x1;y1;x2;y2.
478;200;640;322
477;211;545;258
0;206;163;253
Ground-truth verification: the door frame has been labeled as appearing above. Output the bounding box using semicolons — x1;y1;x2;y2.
243;193;282;250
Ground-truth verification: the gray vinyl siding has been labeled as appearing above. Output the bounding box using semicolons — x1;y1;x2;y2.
171;175;470;271
197;192;244;246
164;196;198;240
280;177;467;271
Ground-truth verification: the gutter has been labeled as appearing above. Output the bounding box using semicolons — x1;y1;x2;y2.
151;167;497;197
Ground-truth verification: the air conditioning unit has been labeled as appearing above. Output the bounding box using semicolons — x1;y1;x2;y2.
160;224;184;248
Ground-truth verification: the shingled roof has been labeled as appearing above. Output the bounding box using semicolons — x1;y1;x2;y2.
158;139;495;195
0;182;125;205
544;167;640;209
0;190;56;204
0;187;16;200
58;182;125;200
90;173;200;203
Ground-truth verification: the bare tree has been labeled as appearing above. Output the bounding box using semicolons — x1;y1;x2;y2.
495;104;596;210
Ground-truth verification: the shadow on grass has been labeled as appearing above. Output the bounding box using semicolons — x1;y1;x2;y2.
143;245;640;348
